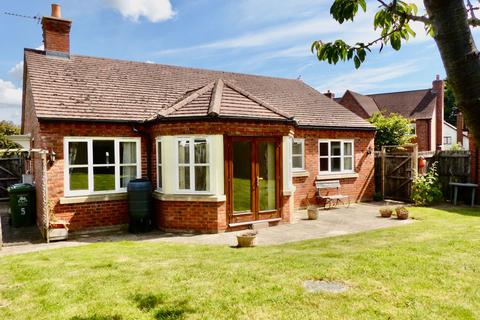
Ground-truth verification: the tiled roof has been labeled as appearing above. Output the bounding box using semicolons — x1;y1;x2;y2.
368;89;436;120
340;89;437;120
24;49;374;129
346;90;379;117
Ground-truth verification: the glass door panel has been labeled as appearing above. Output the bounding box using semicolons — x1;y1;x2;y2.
233;141;252;212
258;142;276;211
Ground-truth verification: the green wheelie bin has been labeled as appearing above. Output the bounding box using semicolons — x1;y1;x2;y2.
7;183;36;228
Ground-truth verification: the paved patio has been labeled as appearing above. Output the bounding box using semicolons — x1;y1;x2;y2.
0;202;413;256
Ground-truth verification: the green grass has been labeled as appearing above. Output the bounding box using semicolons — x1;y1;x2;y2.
1;207;480;319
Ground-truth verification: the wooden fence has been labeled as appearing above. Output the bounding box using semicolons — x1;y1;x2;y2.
0;157;23;200
375;149;471;202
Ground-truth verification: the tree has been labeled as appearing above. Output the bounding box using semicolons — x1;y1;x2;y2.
368;112;414;150
0;121;20;149
444;80;457;126
311;0;480;143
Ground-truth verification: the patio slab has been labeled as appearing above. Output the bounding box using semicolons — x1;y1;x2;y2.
0;202;413;256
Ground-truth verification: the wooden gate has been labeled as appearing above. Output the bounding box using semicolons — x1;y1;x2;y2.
0;157;23;201
381;145;418;201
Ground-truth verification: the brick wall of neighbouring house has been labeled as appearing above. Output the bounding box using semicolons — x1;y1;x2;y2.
338;92;371;119
291;128;375;208
414;119;432;151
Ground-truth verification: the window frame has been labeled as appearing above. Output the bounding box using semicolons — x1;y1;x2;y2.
291;138;305;171
156;138;163;191
64;137;141;197
174;136;212;194
443;136;452;145
318;139;355;175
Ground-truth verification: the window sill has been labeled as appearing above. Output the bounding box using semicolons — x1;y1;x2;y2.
153;192;226;202
60;193;128;205
292;170;309;177
316;173;359;180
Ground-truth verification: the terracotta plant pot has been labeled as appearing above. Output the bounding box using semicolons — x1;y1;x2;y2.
379;208;393;218
237;231;257;247
395;207;409;220
307;207;319;220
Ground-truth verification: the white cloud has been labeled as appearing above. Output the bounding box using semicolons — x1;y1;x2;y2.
0;79;22;124
104;0;175;23
8;62;23;83
316;60;425;95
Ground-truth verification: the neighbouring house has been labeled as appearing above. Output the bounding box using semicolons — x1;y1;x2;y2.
334;76;469;152
21;5;375;234
443;121;469;150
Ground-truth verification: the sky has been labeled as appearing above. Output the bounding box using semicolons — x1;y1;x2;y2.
0;0;477;125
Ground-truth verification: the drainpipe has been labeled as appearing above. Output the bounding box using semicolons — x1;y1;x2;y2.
131;124;152;182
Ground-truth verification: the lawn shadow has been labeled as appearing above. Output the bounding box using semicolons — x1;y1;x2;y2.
131;292;166;311
432;204;480;218
154;299;193;320
70;315;122;320
131;292;194;319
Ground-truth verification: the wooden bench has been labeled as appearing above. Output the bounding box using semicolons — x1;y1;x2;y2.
315;180;350;209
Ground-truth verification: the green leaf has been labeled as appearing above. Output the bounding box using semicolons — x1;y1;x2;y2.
354;55;361;69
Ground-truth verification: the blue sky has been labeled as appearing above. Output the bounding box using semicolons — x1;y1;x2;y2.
0;0;476;124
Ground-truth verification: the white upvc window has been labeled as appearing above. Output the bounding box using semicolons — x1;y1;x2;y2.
318;140;354;174
156;139;163;191
64;137;141;196
292;138;305;171
175;137;211;193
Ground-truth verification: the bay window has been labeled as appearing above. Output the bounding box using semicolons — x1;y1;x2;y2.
292;139;305;171
318;140;354;174
64;137;141;196
176;137;210;193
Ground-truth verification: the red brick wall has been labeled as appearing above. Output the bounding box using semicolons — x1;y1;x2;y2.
36;121;146;231
432;79;444;150
154;200;227;233
338;92;371;119
42;17;71;53
414;119;432;151
291;128;375;208
24;115;375;232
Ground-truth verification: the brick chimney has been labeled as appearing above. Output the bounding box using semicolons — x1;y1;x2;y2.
41;4;72;55
324;90;335;99
432;75;444;150
456;112;465;145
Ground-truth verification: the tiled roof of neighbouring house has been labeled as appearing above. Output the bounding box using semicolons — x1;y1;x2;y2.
24;49;374;129
344;89;437;120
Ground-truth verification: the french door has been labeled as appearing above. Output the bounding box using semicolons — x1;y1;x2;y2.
225;137;282;226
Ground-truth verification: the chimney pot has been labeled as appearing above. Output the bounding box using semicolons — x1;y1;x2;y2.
51;4;61;18
436;74;440;81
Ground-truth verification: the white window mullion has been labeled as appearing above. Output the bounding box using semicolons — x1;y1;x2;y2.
87;139;94;193
190;138;195;192
114;139;120;191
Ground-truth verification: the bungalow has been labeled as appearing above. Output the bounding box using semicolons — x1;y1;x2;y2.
21;5;375;234
334;78;469;151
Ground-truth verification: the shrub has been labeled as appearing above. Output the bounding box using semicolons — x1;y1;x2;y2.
412;162;443;206
373;192;384;201
368;112;414;150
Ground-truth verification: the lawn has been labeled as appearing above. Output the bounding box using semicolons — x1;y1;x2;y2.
1;207;479;319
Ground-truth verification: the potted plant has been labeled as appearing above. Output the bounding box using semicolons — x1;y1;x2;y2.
379;207;393;218
395;207;409;220
237;231;257;247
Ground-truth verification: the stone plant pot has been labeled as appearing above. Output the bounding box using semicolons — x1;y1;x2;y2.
379;208;393;218
237;231;257;247
395;207;409;220
307;206;319;220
